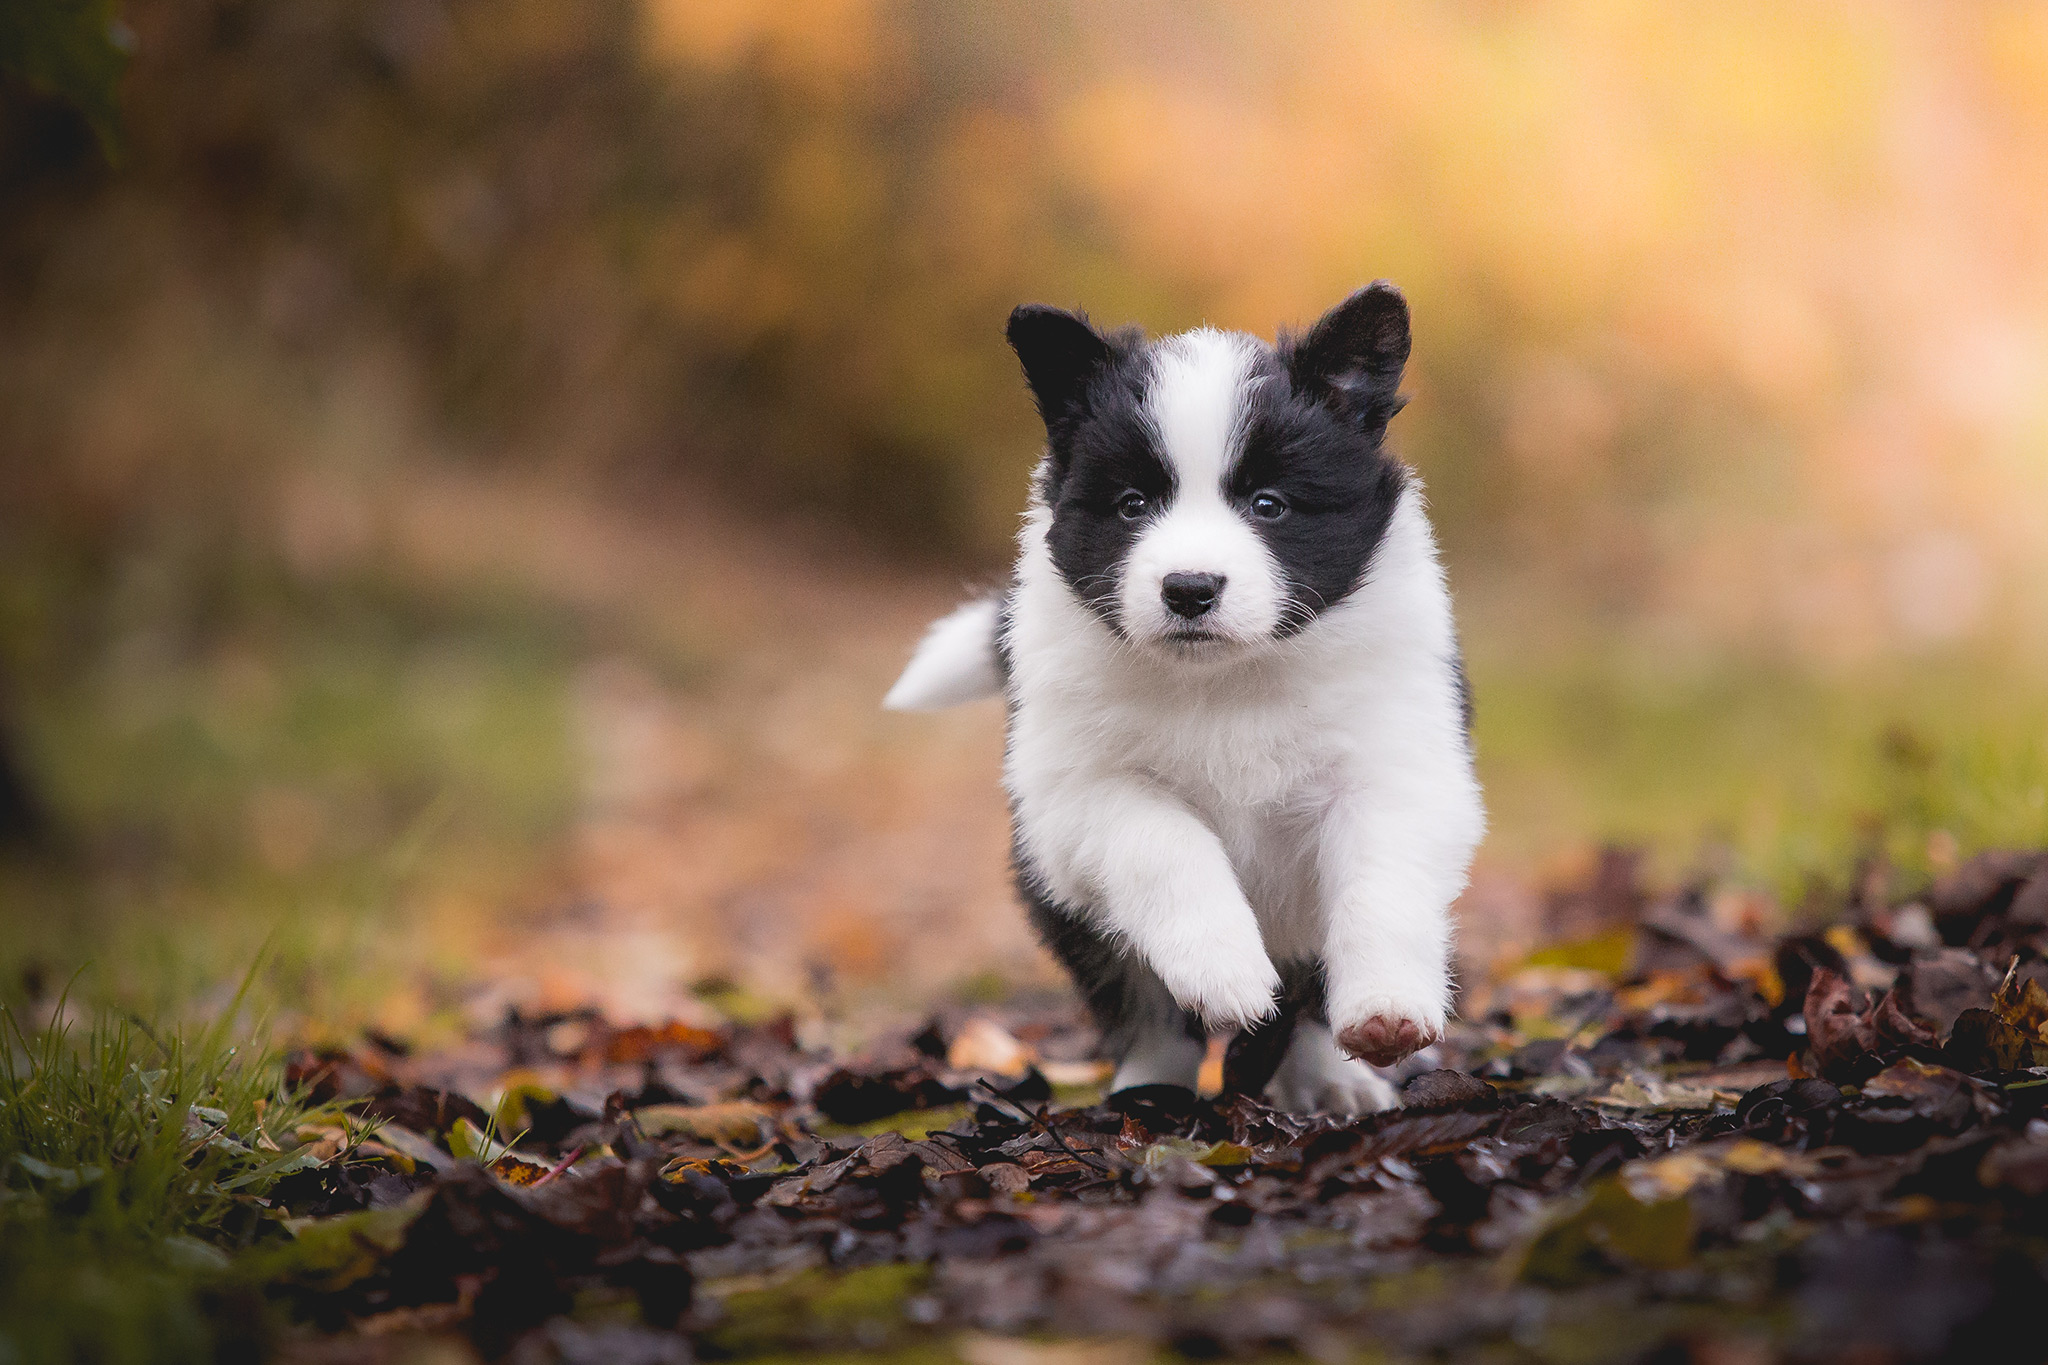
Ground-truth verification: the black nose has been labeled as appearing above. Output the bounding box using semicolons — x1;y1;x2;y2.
1161;572;1225;619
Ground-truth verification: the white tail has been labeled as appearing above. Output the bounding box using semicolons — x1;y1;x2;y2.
884;596;1003;710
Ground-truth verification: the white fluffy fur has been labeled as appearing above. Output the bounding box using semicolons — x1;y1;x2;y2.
883;596;1003;711
1004;481;1482;1093
887;324;1485;1110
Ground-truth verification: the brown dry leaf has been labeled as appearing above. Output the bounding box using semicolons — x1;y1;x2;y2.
352;1301;473;1337
1731;958;1786;1008
489;1153;550;1186
947;1016;1034;1077
603;1021;728;1064
659;1156;753;1183
1803;967;1933;1081
292;1123;355;1163
1718;1138;1801;1176
956;1332;1140;1365
1863;1058;1950;1100
1591;1074;1727;1111
1620;1149;1721;1201
1614;970;1708;1013
978;1162;1031;1193
631;1100;777;1147
1037;1059;1113;1087
1822;924;1898;992
1016;1148;1090;1180
1946;1009;2035;1072
1803;967;1871;1079
1993;961;2048;1044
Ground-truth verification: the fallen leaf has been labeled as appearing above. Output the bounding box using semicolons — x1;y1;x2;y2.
1516;1176;1696;1286
603;1020;727;1064
373;1122;453;1171
1803;967;1933;1082
947;1017;1035;1077
1037;1059;1113;1088
489;1152;550;1186
978;1162;1031;1194
632;1101;777;1148
1400;1070;1500;1112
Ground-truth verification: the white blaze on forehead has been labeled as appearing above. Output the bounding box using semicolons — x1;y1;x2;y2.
1119;329;1288;648
1144;329;1260;493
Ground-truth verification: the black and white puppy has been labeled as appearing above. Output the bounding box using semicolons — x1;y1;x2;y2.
885;284;1484;1112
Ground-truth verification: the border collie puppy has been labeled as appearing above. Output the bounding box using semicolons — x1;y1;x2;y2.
885;284;1484;1112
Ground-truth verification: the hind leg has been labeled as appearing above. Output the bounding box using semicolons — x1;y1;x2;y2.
1021;865;1205;1092
1254;962;1397;1115
1105;969;1207;1092
1266;1019;1398;1114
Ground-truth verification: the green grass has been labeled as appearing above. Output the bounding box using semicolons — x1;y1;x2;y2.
1471;650;2048;899
0;528;584;1021
0;989;320;1364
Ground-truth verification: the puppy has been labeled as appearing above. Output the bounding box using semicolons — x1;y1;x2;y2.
885;284;1484;1113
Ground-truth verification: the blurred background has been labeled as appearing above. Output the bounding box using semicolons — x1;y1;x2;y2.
4;0;2048;1033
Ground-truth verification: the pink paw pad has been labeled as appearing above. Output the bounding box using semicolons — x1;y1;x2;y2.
1337;1016;1439;1067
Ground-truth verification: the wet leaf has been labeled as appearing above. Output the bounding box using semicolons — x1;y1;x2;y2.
1803;967;1934;1081
250;1200;427;1292
814;1063;964;1125
1400;1070;1500;1112
1516;1177;1697;1286
1946;1008;2036;1073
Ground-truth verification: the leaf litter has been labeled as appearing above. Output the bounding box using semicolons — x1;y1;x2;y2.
241;848;2048;1362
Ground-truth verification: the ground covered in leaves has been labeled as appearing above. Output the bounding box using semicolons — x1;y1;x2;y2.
35;848;2048;1364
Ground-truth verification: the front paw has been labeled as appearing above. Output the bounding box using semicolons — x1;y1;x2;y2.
1334;1014;1440;1066
1156;951;1281;1032
1331;987;1449;1066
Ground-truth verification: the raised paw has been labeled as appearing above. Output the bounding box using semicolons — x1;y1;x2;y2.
1336;1015;1440;1067
1155;949;1281;1034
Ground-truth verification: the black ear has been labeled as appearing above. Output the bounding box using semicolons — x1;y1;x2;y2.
1287;282;1411;437
1007;304;1115;436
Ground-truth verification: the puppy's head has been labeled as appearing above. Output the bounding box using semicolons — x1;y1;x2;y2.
1009;284;1411;657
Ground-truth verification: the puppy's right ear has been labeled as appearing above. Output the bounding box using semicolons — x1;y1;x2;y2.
1007;304;1115;436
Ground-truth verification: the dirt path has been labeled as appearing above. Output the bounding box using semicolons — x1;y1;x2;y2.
371;470;1040;1025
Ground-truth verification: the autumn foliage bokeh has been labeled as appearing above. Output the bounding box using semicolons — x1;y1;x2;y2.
8;0;2048;657
5;1;2048;1015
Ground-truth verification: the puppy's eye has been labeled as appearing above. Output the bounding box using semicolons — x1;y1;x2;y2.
1249;491;1290;521
1115;490;1149;521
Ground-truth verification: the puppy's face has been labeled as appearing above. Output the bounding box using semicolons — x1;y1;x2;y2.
1009;285;1412;658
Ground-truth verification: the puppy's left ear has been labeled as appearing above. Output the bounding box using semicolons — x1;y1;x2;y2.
1287;282;1411;438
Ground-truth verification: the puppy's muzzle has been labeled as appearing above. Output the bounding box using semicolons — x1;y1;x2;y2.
1161;572;1225;620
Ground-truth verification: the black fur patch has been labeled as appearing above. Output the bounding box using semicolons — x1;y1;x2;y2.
1283;281;1412;441
1007;306;1166;633
1221;960;1330;1094
1041;401;1172;630
1232;352;1408;632
1244;281;1416;629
